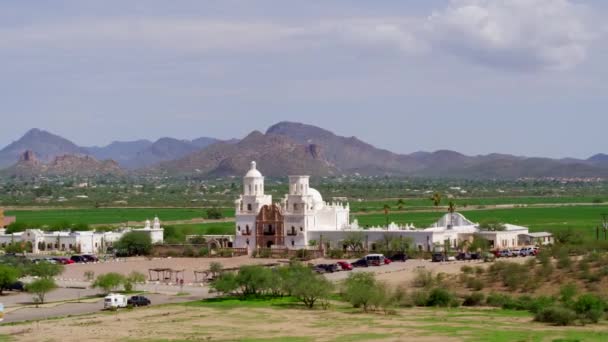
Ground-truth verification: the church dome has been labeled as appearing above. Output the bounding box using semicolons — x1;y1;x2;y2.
245;161;263;178
309;188;324;209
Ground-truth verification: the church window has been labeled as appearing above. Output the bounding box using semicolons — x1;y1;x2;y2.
247;204;252;211
291;240;295;247
246;239;250;245
237;226;241;231
300;227;303;232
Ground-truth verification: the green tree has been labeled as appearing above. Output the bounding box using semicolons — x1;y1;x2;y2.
210;272;239;296
0;265;20;295
468;234;490;252
93;273;126;294
115;232;152;256
236;265;273;297
343;272;380;312
383;204;390;227
478;220;506;231
430;192;442;211
396;199;405;210
123;271;146;292
4;242;25;254
71;223;92;232
27;278;57;306
289;268;333;309
343;232;365;252
206;207;223;220
210;262;223;278
28;261;64;279
5;221;29;234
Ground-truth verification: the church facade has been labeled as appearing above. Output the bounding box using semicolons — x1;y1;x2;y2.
234;161;349;250
233;162;553;253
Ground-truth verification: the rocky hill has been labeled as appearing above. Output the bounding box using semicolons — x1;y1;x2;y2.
156;131;336;177
2;150;123;177
1;123;606;179
0;129;88;168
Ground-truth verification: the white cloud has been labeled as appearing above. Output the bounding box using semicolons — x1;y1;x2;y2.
424;0;594;70
0;0;599;71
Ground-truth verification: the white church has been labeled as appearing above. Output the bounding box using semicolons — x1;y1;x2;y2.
0;217;164;254
234;162;553;253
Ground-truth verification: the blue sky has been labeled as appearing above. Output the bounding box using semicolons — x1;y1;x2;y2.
1;0;607;158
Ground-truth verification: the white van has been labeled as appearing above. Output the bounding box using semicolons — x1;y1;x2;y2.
364;254;385;266
104;294;128;309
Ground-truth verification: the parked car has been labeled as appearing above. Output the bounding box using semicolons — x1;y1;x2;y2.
351;258;369;267
127;295;151;307
104;294;128;309
364;254;385;266
7;281;25;292
82;255;99;262
336;261;353;271
322;263;339;273
389;252;408;262
470;252;481;260
70;255;87;263
519;247;534;256
384;258;392;265
52;257;75;265
432;253;446;262
496;250;512;258
510;249;521;257
313;264;327;274
456;252;471;261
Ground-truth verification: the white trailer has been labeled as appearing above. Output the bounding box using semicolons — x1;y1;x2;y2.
104;294;128;309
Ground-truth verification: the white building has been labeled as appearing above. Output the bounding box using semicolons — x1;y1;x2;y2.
234;162;553;253
0;217;164;254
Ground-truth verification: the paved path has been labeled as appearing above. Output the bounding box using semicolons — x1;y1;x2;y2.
1;283;211;324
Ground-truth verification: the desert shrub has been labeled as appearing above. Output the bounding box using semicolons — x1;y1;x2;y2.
295;249;311;260
463;292;485;306
559;283;578;304
466;277;484;291
327;249;344;259
535;306;577;326
474;266;484;275
556;249;572;270
527;296;557;314
410;290;430;307
586;272;601;283
536;262;554;279
460;265;473;274
412;269;434;288
521;276;541;292
426;288;458;307
573;294;605;324
198;247;210;257
183;245;196;257
537;250;551;266
486;293;513;307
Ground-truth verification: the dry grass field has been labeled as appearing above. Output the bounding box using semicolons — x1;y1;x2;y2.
1;299;607;342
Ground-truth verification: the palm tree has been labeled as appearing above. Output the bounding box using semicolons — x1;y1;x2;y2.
448;201;456;227
430;192;442;211
383;204;390;228
396;199;405;211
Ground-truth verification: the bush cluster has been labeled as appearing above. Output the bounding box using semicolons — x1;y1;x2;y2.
210;263;333;309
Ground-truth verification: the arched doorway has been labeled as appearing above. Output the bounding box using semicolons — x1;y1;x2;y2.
256;204;284;248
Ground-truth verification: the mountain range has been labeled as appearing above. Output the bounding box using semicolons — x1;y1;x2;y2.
0;123;606;179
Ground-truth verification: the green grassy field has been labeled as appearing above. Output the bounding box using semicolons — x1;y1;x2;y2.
170;222;235;235
4;208;233;226
348;195;608;212
354;205;608;238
